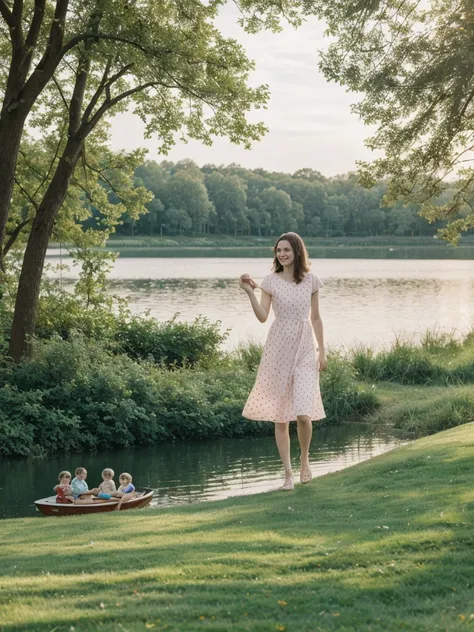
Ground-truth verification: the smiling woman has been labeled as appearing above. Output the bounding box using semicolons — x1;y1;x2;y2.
240;232;327;491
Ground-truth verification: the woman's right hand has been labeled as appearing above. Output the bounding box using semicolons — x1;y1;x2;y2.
239;274;257;292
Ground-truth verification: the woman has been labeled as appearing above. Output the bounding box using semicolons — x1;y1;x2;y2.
240;232;327;491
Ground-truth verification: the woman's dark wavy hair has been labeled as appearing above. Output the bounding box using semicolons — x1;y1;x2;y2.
272;232;310;284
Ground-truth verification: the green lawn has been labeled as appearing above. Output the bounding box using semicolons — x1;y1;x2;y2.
2;424;474;631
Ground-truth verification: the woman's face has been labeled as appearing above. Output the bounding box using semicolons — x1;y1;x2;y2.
276;240;295;267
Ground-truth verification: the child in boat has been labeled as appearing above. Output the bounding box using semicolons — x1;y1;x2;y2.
96;468;117;499
115;472;135;496
71;467;99;503
113;472;136;511
54;471;74;504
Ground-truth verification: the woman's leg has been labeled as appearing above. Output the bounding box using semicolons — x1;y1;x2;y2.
296;415;313;483
274;422;294;489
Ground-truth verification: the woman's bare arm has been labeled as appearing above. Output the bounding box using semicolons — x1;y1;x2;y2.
311;291;327;370
239;276;271;323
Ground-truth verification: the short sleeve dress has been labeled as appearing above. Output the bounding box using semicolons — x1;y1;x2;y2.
242;271;326;424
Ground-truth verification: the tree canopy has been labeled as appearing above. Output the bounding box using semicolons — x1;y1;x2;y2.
0;0;309;360
120;159;453;238
313;0;474;243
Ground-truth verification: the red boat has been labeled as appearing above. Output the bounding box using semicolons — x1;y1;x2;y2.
34;488;154;516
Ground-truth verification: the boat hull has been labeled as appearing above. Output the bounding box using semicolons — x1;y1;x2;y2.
34;488;154;516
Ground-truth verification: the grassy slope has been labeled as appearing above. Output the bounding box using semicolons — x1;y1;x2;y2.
2;424;474;632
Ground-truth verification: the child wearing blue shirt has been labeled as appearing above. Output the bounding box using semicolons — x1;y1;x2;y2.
71;467;99;503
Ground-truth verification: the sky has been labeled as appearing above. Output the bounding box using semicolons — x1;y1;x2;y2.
109;5;377;177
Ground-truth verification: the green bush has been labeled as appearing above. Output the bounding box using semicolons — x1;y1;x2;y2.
0;386;84;457
234;341;263;372
0;336;380;458
0;336;271;457
320;351;379;421
115;315;228;368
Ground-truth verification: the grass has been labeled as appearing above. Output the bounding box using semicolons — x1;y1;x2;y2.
1;423;474;631
351;330;474;386
368;383;474;438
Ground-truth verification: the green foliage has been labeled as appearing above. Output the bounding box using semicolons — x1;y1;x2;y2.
312;0;474;243
116;160;462;240
320;352;379;421
392;392;474;438
0;335;269;457
352;330;474;385
0;385;83;457
235;340;264;372
371;383;474;439
0;332;380;458
115;315;228;368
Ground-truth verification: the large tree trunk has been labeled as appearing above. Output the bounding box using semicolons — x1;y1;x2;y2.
9;137;83;362
0;111;28;268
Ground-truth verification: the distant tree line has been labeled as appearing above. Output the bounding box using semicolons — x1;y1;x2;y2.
101;160;461;239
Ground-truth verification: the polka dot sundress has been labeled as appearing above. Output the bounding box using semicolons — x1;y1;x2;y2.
242;271;326;424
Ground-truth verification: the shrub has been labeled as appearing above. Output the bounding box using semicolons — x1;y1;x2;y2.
320;351;379;422
0;386;83;457
234;341;263;372
115;314;228;368
0;335;380;457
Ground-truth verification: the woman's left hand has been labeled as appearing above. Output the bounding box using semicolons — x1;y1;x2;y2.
318;351;327;371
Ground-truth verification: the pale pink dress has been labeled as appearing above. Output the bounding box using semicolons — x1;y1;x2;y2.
242;271;326;424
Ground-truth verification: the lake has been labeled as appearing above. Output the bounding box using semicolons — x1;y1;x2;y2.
46;256;474;350
1;424;404;519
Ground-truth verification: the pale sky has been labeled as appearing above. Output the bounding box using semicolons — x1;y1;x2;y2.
109;5;376;176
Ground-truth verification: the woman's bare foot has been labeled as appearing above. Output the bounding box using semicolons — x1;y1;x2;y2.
280;474;294;491
300;459;313;484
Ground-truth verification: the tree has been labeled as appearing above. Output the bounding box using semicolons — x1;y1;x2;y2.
161;172;214;234
205;172;248;234
260;186;293;234
314;0;474;243
1;0;311;361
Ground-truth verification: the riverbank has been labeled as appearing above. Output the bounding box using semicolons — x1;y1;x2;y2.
91;235;474;259
2;423;473;631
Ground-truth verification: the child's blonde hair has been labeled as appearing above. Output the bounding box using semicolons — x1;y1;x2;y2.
75;467;87;476
58;470;71;481
119;472;132;483
102;468;114;478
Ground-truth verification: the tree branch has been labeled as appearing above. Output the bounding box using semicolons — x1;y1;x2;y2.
12;0;23;26
14;177;39;210
3;218;32;257
69;55;91;135
51;74;70;112
22;0;70;106
0;0;15;29
62;32;229;69
81;57;115;125
83;160;126;205
85;81;157;133
25;0;46;50
18;149;49;183
33;127;66;199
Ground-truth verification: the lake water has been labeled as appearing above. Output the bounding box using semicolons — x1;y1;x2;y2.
46;256;474;350
1;424;403;519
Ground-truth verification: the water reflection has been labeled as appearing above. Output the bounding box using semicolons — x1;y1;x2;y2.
1;424;404;519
